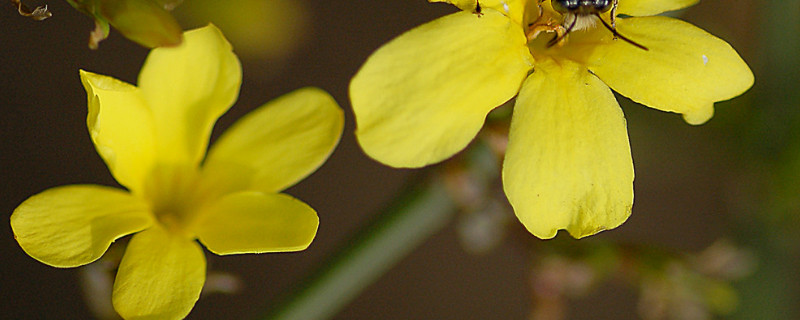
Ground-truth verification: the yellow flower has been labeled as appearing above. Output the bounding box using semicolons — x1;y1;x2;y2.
10;25;343;319
350;0;752;239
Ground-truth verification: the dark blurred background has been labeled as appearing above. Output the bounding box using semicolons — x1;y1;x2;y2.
2;0;796;319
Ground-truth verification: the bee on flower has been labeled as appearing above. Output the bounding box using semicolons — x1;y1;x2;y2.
349;0;753;239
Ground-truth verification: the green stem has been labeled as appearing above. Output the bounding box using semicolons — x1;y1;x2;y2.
259;177;457;320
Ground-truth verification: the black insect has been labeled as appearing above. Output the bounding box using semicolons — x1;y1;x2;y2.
548;0;647;50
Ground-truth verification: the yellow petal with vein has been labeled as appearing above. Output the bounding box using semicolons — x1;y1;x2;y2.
617;0;698;16
351;10;532;167
203;88;343;195
193;192;318;254
10;185;152;268
503;60;633;239
429;0;526;23
112;226;205;320
137;24;241;166
80;70;156;193
569;17;753;125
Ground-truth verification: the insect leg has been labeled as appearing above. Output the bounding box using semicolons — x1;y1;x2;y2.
595;13;648;50
610;0;619;29
547;13;578;48
538;0;544;17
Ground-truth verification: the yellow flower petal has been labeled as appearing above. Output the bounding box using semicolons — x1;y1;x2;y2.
430;0;480;10
502;60;634;239
193;192;318;254
203;88;343;195
617;0;699;16
351;10;533;167
429;0;526;24
575;16;753;125
113;226;205;320
80;70;157;193
10;185;152;268
137;24;242;166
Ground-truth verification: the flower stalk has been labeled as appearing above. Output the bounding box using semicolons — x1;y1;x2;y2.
262;177;455;320
263;142;500;320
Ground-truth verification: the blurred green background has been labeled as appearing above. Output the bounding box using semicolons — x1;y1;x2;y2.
1;0;797;319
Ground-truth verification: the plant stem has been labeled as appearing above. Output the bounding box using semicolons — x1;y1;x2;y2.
260;176;457;320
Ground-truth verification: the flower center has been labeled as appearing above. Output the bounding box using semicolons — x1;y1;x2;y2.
525;1;596;49
141;163;204;238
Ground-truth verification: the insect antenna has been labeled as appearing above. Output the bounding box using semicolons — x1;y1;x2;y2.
596;14;648;50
